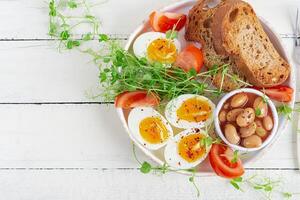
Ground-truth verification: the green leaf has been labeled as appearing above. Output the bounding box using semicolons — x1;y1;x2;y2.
103;57;111;63
277;105;293;120
67;0;77;8
60;30;70;40
82;33;92;41
255;108;262;116
230;180;240;190
49;0;56;16
99;34;109;42
189;176;194;182
85;15;95;20
282;192;292;199
188;68;197;77
233;177;243;182
73;40;80;46
100;72;107;82
166;30;178;40
231;150;239;163
66;40;73;49
264;185;273;192
140;161;152;174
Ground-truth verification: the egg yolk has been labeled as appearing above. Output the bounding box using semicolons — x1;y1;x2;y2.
178;133;206;163
147;38;177;63
139;117;169;144
176;97;212;123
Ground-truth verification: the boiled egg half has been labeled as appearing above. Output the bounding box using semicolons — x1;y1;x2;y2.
128;107;173;150
165;94;215;129
164;128;210;169
133;32;181;64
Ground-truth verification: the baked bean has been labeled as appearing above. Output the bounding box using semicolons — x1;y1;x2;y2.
236;107;255;127
256;127;267;138
219;110;227;123
223;103;229;109
255;119;263;128
263;116;273;131
224;124;240;144
253;97;268;118
226;108;244;122
242;135;262;148
230;93;248;108
240;122;256;138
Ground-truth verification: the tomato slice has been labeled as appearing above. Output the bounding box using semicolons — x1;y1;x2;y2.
115;91;160;109
175;44;204;73
253;85;293;103
209;144;244;179
149;11;187;32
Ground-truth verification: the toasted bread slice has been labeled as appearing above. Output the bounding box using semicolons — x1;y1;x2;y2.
185;0;246;91
211;0;290;87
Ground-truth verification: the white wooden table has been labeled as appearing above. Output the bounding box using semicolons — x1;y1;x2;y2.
0;0;299;199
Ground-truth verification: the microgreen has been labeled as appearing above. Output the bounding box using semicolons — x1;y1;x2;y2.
229;174;296;200
132;143;200;197
166;30;178;40
67;0;77;8
99;34;109;42
277;104;293;120
48;0;106;50
231;150;239;163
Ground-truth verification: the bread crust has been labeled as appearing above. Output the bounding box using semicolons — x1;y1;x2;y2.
185;0;246;91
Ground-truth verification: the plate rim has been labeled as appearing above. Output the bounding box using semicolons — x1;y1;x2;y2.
117;0;296;176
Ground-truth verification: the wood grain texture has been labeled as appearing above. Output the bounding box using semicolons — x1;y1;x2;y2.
0;0;298;199
0;104;296;169
0;0;298;39
0;169;299;200
0;38;295;103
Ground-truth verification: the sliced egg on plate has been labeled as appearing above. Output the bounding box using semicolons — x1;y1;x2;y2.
128;107;173;150
165;94;215;129
133;32;181;64
164;128;210;169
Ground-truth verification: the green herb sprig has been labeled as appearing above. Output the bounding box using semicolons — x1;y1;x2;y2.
276;104;300;120
132;144;200;197
48;0;108;51
230;175;296;200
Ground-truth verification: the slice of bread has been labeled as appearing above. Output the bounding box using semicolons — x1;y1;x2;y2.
185;0;246;91
211;0;290;87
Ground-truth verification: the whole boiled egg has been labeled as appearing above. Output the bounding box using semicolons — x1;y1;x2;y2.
133;32;181;64
128;107;173;150
164;128;210;169
165;94;215;129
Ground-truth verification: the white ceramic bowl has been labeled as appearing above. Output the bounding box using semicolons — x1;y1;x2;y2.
214;88;279;152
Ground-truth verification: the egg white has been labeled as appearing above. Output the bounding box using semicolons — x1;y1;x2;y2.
165;94;215;129
132;31;181;59
164;128;210;169
128;107;173;150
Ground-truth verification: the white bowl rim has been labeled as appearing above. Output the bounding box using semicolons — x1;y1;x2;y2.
214;88;279;152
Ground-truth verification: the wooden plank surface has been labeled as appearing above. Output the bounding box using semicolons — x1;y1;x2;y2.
0;170;299;200
0;0;298;39
0;0;299;199
0;104;296;169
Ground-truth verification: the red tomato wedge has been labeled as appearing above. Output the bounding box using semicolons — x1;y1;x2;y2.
175;44;204;73
115;91;160;109
253;85;293;103
209;144;244;179
149;11;187;32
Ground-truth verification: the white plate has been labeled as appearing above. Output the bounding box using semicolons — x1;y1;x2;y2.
116;0;296;176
